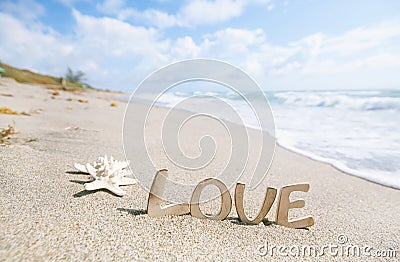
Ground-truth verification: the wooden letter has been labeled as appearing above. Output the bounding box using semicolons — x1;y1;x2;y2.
235;183;277;225
276;183;315;228
190;178;232;221
147;169;190;217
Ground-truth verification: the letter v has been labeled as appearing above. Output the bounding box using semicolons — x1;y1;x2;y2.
235;183;277;225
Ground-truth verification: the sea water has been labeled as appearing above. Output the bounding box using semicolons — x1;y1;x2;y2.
268;89;400;189
135;88;400;189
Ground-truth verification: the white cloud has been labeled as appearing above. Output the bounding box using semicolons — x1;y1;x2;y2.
0;12;73;74
96;0;271;28
192;28;267;73
222;21;400;79
318;22;400;56
170;37;201;58
138;9;184;28
72;10;163;56
0;9;170;89
287;22;400;75
179;0;244;26
0;5;399;91
0;0;45;21
96;0;183;28
69;10;174;87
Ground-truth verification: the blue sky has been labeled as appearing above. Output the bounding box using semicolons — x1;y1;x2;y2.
0;0;399;91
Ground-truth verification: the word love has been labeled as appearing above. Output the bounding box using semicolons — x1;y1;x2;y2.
147;170;315;229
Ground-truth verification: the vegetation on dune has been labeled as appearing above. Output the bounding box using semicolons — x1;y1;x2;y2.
0;61;93;90
65;67;86;83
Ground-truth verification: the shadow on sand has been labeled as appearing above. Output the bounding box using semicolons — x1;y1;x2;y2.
117;208;147;216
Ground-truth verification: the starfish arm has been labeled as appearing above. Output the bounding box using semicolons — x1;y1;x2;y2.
84;180;105;191
84;180;127;196
74;163;88;173
105;184;127;196
118;177;138;186
86;163;98;180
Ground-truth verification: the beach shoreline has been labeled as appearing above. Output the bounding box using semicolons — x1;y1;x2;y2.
128;91;400;191
1;79;399;260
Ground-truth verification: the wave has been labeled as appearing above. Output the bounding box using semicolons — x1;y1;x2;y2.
170;89;400;111
271;91;400;111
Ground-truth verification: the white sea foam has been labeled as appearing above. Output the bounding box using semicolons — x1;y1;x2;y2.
274;91;400;111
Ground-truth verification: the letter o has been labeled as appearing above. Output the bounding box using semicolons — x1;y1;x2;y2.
190;178;232;220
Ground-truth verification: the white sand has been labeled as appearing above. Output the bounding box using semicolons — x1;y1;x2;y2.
0;79;399;261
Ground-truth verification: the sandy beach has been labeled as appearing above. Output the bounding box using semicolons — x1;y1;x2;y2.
0;78;399;261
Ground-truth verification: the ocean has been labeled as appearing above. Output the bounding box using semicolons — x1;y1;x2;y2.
131;88;400;189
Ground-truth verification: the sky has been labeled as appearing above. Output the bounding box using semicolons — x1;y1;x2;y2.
0;0;399;91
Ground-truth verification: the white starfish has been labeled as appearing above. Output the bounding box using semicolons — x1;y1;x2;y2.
74;155;138;196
